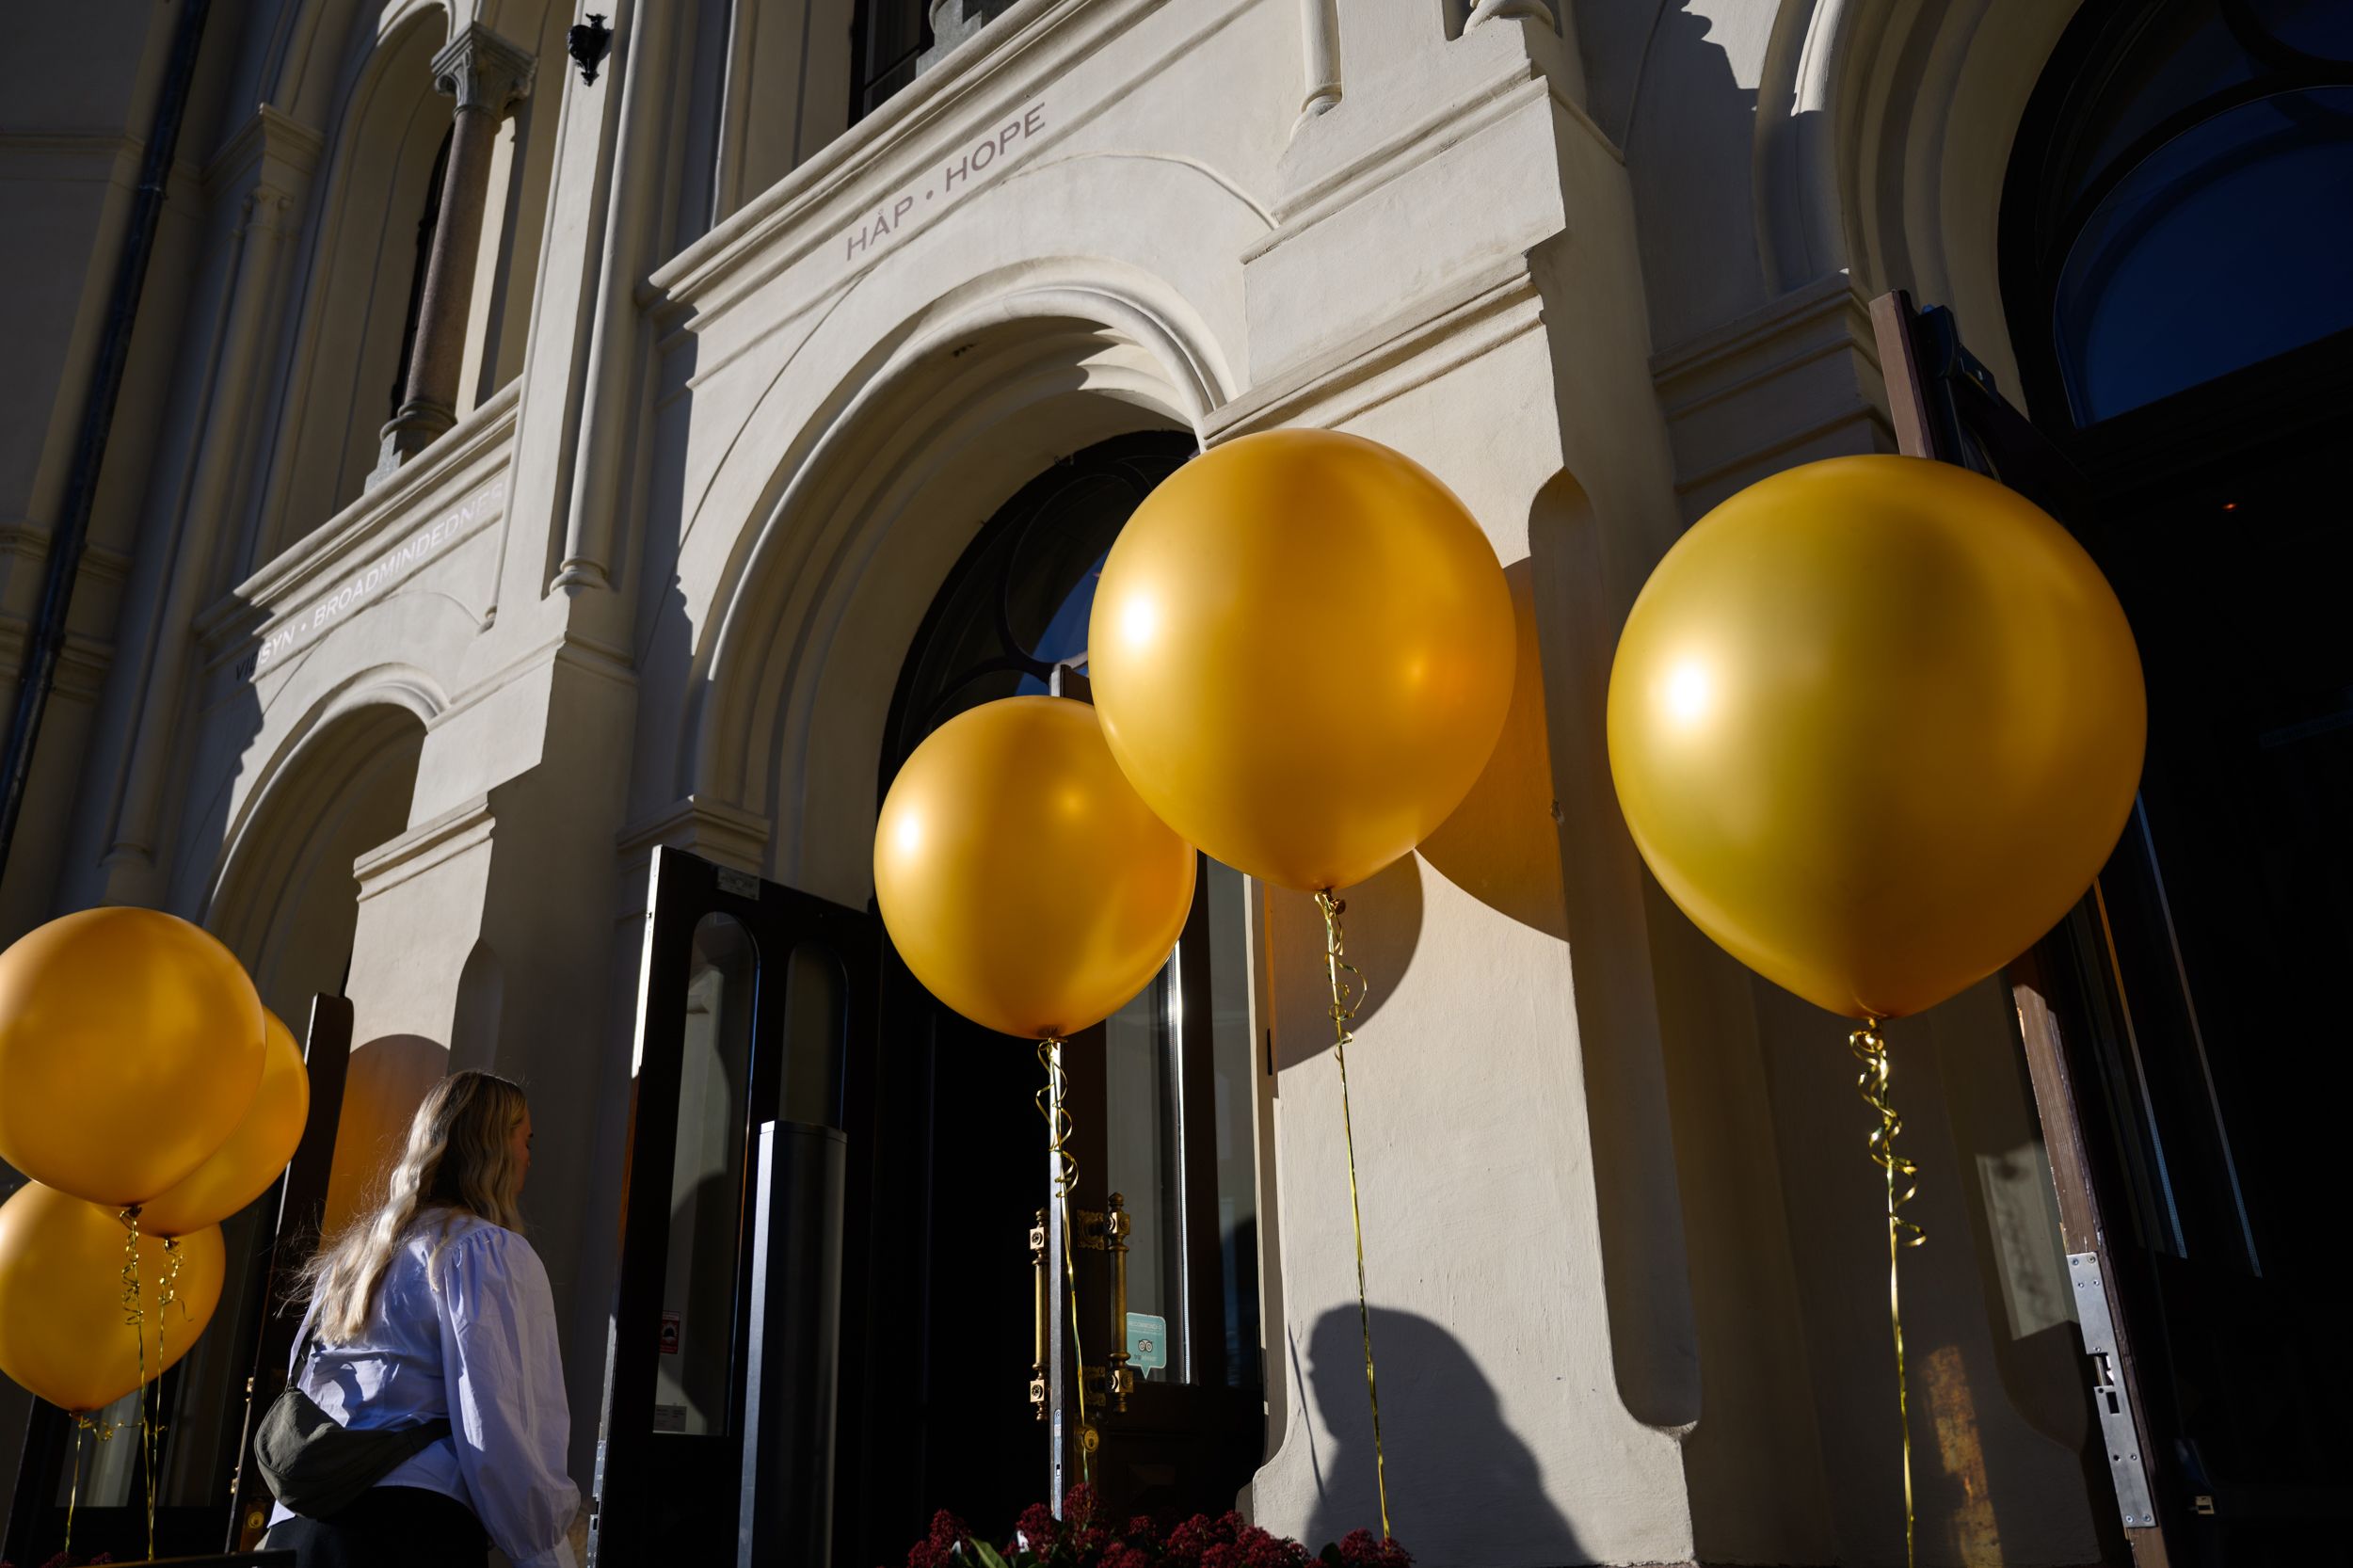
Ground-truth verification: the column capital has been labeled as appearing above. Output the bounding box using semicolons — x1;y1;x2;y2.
432;23;536;117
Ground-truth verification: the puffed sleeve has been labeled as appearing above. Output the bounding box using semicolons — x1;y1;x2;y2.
434;1225;582;1568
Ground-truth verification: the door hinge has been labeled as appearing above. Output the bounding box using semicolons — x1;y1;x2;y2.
2071;1252;2157;1530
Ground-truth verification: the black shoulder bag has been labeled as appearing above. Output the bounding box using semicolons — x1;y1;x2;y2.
252;1320;453;1520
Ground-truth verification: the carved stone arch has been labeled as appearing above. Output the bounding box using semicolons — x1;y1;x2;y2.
1753;0;2089;392
682;270;1227;905
202;671;441;1021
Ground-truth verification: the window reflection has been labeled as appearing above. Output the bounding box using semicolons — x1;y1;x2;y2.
2015;0;2353;425
654;914;756;1436
2057;88;2353;421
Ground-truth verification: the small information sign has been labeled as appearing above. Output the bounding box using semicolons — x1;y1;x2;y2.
1126;1312;1168;1374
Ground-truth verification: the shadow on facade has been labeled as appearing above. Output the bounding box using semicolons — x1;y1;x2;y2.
1266;852;1424;1059
1420;560;1569;943
1302;1305;1586;1564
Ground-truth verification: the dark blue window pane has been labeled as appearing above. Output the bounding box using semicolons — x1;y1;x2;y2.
2055;87;2353;422
2253;0;2353;62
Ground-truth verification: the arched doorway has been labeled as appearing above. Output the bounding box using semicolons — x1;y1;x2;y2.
1993;2;2353;1554
867;430;1268;1540
0;702;427;1561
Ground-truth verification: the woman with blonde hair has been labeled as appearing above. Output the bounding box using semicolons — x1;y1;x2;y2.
259;1070;579;1568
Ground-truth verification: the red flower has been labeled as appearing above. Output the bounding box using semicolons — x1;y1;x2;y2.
895;1507;971;1568
1335;1528;1412;1567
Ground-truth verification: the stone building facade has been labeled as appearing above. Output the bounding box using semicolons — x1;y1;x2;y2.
8;0;2335;1562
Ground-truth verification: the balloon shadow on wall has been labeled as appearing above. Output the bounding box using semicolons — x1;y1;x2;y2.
1265;853;1423;1064
319;1032;449;1237
1418;560;1569;942
1303;1305;1586;1563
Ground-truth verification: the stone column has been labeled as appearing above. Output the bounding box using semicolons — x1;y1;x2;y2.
370;24;535;488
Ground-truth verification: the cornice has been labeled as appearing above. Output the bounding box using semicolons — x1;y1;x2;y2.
200;103;326;195
198;381;520;649
354;793;496;901
1207;257;1545;440
642;0;1177;326
616;795;773;862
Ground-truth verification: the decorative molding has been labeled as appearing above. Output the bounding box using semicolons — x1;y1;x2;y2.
616;794;773;873
1247;66;1615;249
1651;274;1890;509
1465;0;1561;31
1208;257;1543;439
433;23;537;118
199;380;520;651
0;624;113;703
354;792;496;902
200;103;325;196
643;0;1198;324
1295;0;1340;133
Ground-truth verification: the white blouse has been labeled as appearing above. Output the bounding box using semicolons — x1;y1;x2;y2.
269;1211;581;1568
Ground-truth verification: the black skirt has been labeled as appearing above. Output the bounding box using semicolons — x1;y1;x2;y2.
261;1483;489;1568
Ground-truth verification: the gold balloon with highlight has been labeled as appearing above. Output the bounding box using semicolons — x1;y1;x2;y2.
141;1010;310;1238
1607;455;2146;1019
0;1183;225;1413
1088;428;1515;892
875;696;1197;1039
0;907;266;1208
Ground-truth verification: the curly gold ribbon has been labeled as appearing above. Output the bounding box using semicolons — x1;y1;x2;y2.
119;1204;158;1563
65;1412;122;1556
1851;1019;1925;1568
1035;1037;1093;1492
1315;891;1390;1544
149;1235;183;1552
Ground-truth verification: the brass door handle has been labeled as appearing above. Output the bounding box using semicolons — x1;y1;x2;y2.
1103;1192;1133;1412
1028;1208;1048;1422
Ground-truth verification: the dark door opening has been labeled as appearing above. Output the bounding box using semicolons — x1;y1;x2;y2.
856;432;1269;1551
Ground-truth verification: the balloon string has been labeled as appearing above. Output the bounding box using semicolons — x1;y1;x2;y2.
151;1236;183;1554
119;1205;157;1564
1315;891;1390;1544
66;1414;85;1558
1035;1037;1092;1494
64;1414;121;1559
1851;1020;1925;1568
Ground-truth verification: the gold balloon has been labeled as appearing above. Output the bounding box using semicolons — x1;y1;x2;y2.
1607;456;2146;1019
1088;428;1515;892
0;1183;225;1413
141;1010;310;1238
0;906;266;1207
875;696;1197;1039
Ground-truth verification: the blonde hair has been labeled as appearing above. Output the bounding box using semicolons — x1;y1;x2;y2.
300;1071;529;1342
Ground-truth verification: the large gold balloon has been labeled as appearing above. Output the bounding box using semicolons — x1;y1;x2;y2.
1608;455;2146;1019
0;1183;225;1412
141;1010;310;1238
1088;428;1515;892
875;696;1197;1039
0;907;266;1207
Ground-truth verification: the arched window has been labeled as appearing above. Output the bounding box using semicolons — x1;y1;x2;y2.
2002;0;2353;427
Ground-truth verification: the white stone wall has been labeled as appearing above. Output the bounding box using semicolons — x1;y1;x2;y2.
0;1;2116;1561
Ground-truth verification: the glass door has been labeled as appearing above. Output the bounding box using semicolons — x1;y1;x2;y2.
1045;856;1265;1520
589;847;874;1566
